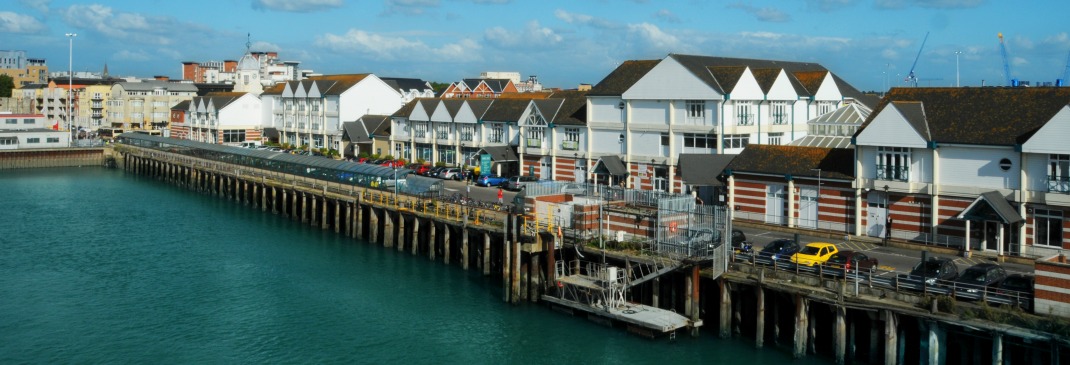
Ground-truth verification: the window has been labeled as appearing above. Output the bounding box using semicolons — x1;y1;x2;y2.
5;119;15;124
686;100;705;123
770;102;789;125
723;134;749;149
26;137;40;143
459;125;474;142
1034;209;1064;247
736;101;753;126
436;124;450;140
489;124;504;143
414;123;427;138
0;138;15;145
223;130;246;143
683;133;717;149
562;128;579;150
526;128;543;148
1050;154;1070;193
817;101;837;116
877;147;910;181
768;132;783;145
23;118;34;124
660;133;669;147
46;137;59;143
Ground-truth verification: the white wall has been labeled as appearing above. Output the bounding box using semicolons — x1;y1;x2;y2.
630;100;669;126
218;95;263;128
590;97;624;124
591;128;624;155
339;76;403;129
938;146;1020;190
630;131;662;157
1024;153;1050;192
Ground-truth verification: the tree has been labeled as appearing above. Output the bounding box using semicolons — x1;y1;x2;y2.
0;75;14;98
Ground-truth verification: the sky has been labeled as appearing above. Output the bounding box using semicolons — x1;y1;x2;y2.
4;0;1070;92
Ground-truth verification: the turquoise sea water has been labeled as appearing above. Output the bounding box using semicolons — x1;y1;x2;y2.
0;168;827;364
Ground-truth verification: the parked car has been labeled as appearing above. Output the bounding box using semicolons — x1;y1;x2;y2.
505;175;539;191
439;168;461;180
757;239;800;263
408;164;431;175
682;228;719;255
560;183;586;195
826;250;879;273
476;175;509;187
899;257;959;285
953;263;1008;298
790;242;839;267
426;166;446;177
730;229;752;254
380;160;405;168
996;273;1034;310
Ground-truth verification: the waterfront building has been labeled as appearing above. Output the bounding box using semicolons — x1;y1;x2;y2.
0;113;69;149
853;87;1070;257
441;77;519;98
585;54;868;192
108;79;198;130
341;114;392;158
260;74;403;154
379;77;435;104
173;92;263;145
182;50;306;95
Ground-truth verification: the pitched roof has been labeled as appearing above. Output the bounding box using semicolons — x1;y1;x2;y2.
542;90;588;126
856;87;1070;145
261;82;285;95
466;99;494;119
380;77;431;92
587;60;660;96
669;54;829;95
392;98;421;118
728;145;854;180
751;68;781;94
342;121;370;143
707;66;747;93
480;79;512;93
481;98;535;122
171;100;191;110
362;114;392;137
679;154;736;186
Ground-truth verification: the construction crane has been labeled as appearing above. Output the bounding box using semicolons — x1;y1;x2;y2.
999;33;1013;86
1061;50;1070;86
904;32;929;87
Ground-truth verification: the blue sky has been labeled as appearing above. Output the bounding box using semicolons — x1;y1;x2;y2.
4;0;1069;91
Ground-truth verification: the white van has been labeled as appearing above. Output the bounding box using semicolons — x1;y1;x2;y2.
239;141;261;149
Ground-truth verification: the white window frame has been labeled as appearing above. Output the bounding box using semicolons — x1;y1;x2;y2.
1049;154;1070;193
489;124;504;143
723;134;749;149
686;100;705;124
735;101;754;126
1034;208;1064;247
877;146;911;181
768;132;783;145
770;102;789;125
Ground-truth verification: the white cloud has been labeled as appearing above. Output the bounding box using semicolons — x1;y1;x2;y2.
383;0;439;16
484;21;562;49
113;49;151;61
59;4;213;46
626;23;687;52
252;0;343;12
314;29;481;63
251;41;282;52
19;0;50;13
653;9;680;23
0;11;46;34
554;9;618;30
728;3;791;23
1011;56;1028;67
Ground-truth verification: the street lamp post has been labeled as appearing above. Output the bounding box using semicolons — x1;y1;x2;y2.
955;51;963;87
883;185;890;245
66;32;77;147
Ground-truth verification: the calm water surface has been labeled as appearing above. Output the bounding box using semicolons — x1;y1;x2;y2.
0;167;828;364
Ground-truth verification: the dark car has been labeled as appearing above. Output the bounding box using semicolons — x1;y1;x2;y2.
426;166;446;177
953;263;1008;299
757;239;800;262
996;274;1034;310
900;257;959;285
826;250;879;273
476;175;509;187
731;229;752;254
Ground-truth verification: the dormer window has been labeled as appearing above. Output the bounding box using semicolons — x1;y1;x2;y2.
877;146;910;181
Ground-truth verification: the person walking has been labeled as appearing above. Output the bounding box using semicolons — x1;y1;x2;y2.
497;187;504;204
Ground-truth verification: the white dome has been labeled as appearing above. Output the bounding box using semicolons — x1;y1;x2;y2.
237;53;259;71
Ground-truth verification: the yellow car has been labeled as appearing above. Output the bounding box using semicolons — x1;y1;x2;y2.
790;242;839;267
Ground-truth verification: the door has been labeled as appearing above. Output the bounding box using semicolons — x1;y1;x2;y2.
984;221;999;251
575;159;586;183
540;156;551;180
766;185;787;225
798;187;818;229
867;192;886;238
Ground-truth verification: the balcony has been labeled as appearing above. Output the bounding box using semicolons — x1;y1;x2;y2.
876;164;909;182
736;114;755;126
771;113;788;125
1050;175;1070;194
526;138;542;148
561;141;579;150
414;131;427;138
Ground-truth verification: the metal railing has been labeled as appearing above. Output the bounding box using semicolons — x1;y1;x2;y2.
1049;175;1069;193
876;164;909;181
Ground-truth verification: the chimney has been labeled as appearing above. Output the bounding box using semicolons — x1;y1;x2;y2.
224;60;237;72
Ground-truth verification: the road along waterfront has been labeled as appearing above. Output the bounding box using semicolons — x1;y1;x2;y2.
0;167;828;364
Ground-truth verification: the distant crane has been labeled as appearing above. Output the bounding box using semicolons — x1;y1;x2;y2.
904;32;929;87
1060;50;1070;86
998;33;1014;86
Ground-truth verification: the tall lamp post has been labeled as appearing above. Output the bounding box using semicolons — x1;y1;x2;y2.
955;51;963;87
66;32;77;147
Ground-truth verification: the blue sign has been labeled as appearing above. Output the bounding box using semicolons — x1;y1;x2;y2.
480;154;491;175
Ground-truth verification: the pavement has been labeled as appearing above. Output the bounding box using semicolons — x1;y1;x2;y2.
732;222;1036;276
438;178;518;204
